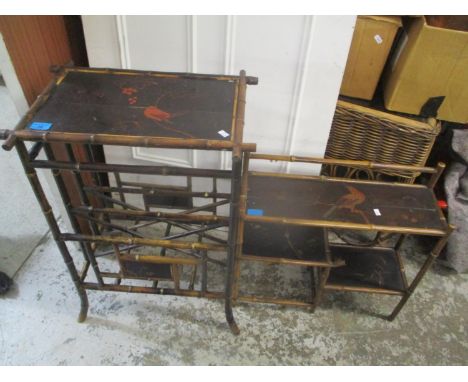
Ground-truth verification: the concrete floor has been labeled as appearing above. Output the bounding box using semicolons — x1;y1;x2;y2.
1;227;467;365
0;85;49;277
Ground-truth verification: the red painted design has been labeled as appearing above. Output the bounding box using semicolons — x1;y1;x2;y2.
324;185;370;223
122;87;138;95
144;105;172;122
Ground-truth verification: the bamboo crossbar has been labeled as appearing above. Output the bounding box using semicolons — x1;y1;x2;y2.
249;171;428;189
29;159;233;178
119;254;200;266
82;282;225;299
243;215;447;236
28;142;44;161
64;66;259;85
0;129;257;152
324;284;405;296
249;153;437;174
236;295;314;308
60;233;227;251
83;185;230;199
72;206;230;224
241;254;345;268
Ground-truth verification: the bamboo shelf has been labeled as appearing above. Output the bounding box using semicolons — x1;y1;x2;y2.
326;245;406;295
229;153;453;325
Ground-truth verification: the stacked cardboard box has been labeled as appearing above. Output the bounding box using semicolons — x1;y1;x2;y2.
384;16;468;124
340;16;402;101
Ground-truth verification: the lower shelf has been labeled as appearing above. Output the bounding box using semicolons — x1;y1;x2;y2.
326;244;407;295
242;221;329;265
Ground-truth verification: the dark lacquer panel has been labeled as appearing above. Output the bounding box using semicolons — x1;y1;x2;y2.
328;245;406;292
246;175;447;232
30;71;237;140
121;259;173;281
242;221;328;263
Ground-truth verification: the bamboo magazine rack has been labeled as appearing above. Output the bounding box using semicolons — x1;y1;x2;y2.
0;66;257;334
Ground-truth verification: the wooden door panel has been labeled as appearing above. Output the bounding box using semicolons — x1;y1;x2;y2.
0;15;105;235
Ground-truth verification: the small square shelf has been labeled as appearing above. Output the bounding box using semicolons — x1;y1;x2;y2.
242;221;329;266
326;245;406;295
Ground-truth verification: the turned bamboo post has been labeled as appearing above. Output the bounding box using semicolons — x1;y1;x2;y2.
388;225;454;321
15;140;89;322
232;151;250;301
427;162;446;189
225;69;248;335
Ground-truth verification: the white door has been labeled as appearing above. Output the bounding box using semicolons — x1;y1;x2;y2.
82;15;356;208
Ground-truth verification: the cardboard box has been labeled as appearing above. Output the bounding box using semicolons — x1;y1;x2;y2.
340;16;402;100
384;16;468;124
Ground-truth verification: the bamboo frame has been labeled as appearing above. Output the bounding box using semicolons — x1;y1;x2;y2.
249;153;437;174
0;129;257;152
62;65;259;85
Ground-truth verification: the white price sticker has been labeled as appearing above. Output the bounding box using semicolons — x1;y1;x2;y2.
218;130;230;138
373;208;382;216
374;34;383;44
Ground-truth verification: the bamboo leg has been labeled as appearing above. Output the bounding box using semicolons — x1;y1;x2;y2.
201;250;208;295
172;265;180;291
16;141;89;322
312;228;333;312
394;234;409;290
313;267;330;311
233;152;250;301
225;155;242;335
427;162;446;189
188;264;197;291
388;226;454;321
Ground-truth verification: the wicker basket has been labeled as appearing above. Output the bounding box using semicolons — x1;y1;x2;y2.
323;99;441;183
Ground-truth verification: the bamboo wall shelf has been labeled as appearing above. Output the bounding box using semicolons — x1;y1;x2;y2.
230;153;453;324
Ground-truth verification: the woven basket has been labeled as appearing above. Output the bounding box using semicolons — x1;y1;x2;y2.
323;99;440;183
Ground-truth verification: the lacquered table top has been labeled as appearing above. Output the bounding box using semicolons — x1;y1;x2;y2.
29;69;239;141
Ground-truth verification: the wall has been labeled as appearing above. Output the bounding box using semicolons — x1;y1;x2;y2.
82;15;356;173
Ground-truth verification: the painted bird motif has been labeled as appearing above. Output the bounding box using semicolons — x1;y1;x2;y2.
324;185;370;224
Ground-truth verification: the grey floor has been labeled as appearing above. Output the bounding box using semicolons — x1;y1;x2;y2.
1;228;467;365
0;85;49;277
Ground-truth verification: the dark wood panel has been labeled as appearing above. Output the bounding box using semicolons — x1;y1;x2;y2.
243;222;327;263
247;175;446;232
328;245;405;292
30;70;237;140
